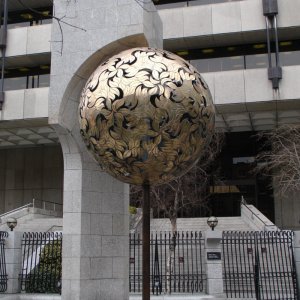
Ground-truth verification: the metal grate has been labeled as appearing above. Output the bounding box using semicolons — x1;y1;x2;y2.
0;231;8;292
20;232;62;294
129;231;206;295
222;231;298;299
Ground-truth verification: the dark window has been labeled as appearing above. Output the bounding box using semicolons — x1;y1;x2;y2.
175;40;300;73
1;65;50;91
7;7;52;28
155;0;244;9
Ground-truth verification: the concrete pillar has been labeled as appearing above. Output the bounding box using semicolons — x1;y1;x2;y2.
58;129;129;300
205;230;224;297
5;231;22;293
293;231;300;292
48;1;163;298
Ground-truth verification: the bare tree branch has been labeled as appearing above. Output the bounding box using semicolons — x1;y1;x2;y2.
17;0;86;55
130;131;225;232
255;124;300;195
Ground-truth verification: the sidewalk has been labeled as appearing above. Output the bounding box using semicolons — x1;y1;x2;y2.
130;294;218;300
0;294;220;300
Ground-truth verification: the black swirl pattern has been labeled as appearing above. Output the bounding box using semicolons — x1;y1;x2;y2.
79;48;215;185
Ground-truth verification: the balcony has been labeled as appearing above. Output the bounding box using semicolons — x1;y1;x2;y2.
158;0;300;50
0;87;49;121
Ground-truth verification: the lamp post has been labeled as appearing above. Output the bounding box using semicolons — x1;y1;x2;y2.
6;217;17;231
207;216;218;231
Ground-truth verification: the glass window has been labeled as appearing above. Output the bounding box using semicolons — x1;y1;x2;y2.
4;77;27;91
280;51;300;66
41;18;52;25
190;59;209;73
189;0;213;5
7;22;30;29
245;54;269;69
156;2;187;9
221;56;244;71
38;74;50;88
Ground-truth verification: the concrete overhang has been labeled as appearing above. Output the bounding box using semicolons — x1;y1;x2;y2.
159;0;300;50
7;0;52;12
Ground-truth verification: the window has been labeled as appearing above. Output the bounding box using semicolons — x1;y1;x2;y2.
175;40;300;73
6;7;52;29
1;65;50;91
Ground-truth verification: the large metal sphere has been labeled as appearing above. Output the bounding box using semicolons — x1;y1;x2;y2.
79;48;215;185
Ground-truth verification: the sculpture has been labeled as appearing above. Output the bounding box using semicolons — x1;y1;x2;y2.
79;47;215;186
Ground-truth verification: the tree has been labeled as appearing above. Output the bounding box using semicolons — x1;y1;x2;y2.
130;131;224;293
255;124;300;196
26;239;62;294
131;131;224;232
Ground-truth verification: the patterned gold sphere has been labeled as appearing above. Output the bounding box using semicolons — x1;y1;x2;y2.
79;48;215;185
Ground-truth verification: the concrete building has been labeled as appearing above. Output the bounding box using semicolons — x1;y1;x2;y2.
0;0;300;299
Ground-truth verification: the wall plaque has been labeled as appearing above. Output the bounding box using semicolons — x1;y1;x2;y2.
207;252;221;260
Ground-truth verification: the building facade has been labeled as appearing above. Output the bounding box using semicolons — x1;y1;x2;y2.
0;0;300;298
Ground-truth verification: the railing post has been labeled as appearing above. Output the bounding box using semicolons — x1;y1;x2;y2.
5;231;22;293
293;231;300;299
205;230;224;297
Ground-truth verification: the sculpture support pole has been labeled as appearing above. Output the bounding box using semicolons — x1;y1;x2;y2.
142;184;151;300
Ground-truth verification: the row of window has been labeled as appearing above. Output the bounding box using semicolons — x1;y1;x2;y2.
4;7;52;29
1;50;300;91
3;74;50;91
190;51;300;73
154;0;242;9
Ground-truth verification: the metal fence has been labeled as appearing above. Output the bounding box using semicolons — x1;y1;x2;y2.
129;231;206;295
222;231;298;300
20;232;62;294
0;231;8;292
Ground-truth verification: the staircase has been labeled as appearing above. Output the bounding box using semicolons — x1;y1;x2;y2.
130;201;278;233
150;216;254;232
15;217;63;232
0;201;63;233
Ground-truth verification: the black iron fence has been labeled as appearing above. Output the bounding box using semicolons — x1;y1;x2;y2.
222;231;298;300
20;232;62;294
129;231;206;295
0;231;8;292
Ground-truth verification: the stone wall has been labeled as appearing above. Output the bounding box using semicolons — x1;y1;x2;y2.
0;145;63;214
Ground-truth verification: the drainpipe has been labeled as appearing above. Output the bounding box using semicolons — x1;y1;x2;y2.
0;0;8;110
262;0;282;89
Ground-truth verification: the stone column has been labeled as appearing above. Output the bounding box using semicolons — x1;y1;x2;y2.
293;231;300;292
205;230;224;297
58;129;129;300
48;1;163;298
5;231;23;293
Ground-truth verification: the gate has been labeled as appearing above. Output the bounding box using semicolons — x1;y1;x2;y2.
129;231;206;295
222;231;298;299
20;232;62;294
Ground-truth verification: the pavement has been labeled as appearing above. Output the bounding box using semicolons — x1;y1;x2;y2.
0;294;228;300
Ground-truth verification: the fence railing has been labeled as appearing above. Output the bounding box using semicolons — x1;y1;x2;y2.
241;197;278;231
20;232;62;294
0;231;8;293
129;231;206;295
0;199;63;225
222;231;298;300
32;199;63;213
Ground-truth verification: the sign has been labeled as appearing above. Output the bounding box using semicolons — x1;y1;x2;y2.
207;252;221;260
